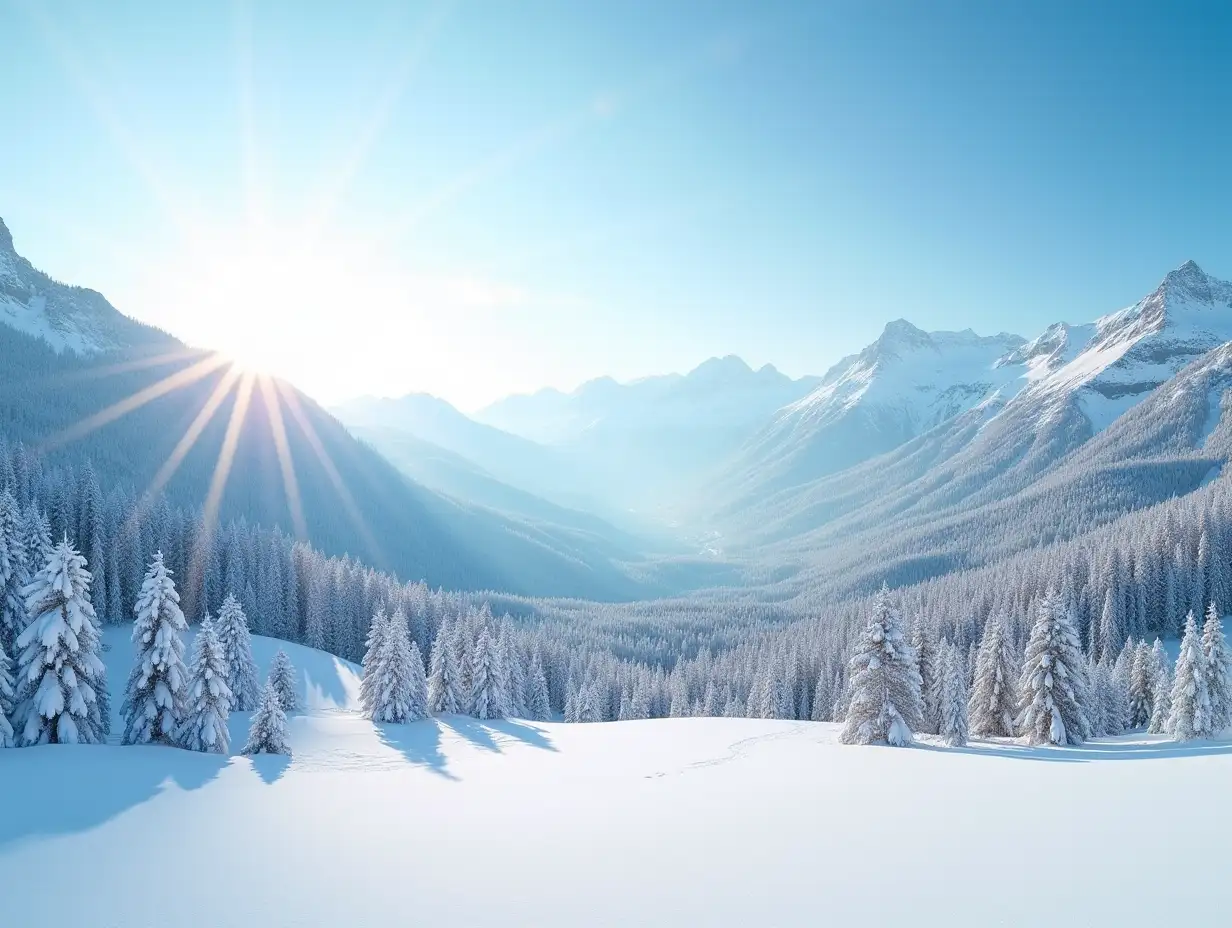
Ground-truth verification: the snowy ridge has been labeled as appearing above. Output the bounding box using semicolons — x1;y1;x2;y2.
708;261;1232;531
0;217;169;355
1002;260;1232;434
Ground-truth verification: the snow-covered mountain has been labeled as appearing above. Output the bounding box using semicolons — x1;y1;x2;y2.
475;356;820;510
477;355;819;448
0;217;170;354
995;259;1232;431
711;261;1232;521
713;323;1026;501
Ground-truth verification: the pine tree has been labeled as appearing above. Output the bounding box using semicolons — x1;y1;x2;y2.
268;649;299;712
242;680;291;756
840;587;922;746
14;540;107;745
1201;602;1231;734
179;617;232;753
426;617;464;714
20;506;53;576
498;624;525;717
406;641;429;722
937;641;969;747
215;593;260;711
0;488;29;660
361;608;427;723
469;625;505;720
526;652;551;721
121;552;189;746
358;608;391;715
0;639;15;747
1167;612;1210;741
1097;660;1128;736
1148;638;1172;735
912;617;940;735
1127;641;1154;729
968;615;1019;738
1016;592;1092;746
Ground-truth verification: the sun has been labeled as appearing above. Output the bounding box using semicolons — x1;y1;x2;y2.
145;223;355;384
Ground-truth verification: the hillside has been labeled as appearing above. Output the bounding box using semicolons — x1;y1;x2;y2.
2;653;1226;928
0;217;662;601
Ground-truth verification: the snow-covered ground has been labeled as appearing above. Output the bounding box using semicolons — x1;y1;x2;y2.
3;630;1231;927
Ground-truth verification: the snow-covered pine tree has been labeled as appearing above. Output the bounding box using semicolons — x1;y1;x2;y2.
242;680;291;756
179;617;232;754
359;608;391;716
0;639;14;747
1201;602;1231;734
840;587;923;746
20;506;53;575
268;649;299;712
121;552;189;746
1167;611;1210;742
911;616;940;735
1148;638;1172;735
937;641;969;747
1127;641;1154;729
361;608;427;723
497;624;525;717
1099;660;1128;736
215;593;260;711
406;641;429;722
0;488;29;660
1086;657;1107;737
14;539;107;745
1016;592;1092;746
469;624;505;720
426;616;464;714
968;614;1018;738
526;652;551;721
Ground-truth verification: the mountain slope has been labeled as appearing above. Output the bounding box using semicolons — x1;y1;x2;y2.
0;218;172;354
0;216;654;600
713;262;1232;542
713;324;1026;503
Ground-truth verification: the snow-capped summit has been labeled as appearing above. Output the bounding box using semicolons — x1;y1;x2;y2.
714;322;1027;497
1000;260;1232;430
0;215;170;355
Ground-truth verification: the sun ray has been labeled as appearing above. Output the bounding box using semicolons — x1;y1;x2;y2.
304;0;453;237
22;346;208;395
201;369;257;535
274;379;385;565
40;352;233;453
117;363;243;545
258;374;308;540
150;364;246;497
18;1;194;235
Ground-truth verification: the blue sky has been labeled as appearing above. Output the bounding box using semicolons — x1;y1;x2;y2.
1;1;1230;409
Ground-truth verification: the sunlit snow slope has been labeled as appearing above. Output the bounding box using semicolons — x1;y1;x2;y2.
1;631;1229;927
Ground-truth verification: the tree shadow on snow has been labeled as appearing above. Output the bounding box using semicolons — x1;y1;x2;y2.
244;753;292;784
438;716;558;755
374;719;459;781
372;716;558;782
915;735;1232;763
0;744;230;851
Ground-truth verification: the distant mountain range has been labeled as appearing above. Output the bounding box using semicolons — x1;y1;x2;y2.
334;256;1232;602
8;209;1232;608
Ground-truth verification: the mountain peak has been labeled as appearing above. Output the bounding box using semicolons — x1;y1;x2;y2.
1158;259;1218;301
0;217;13;254
688;355;753;382
870;319;932;356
